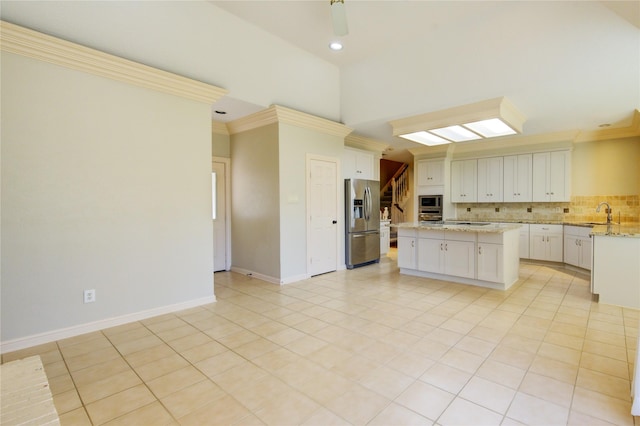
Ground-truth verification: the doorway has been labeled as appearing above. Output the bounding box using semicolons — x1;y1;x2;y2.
212;158;230;272
307;155;339;276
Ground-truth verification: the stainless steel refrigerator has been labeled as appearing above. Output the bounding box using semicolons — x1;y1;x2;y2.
345;179;380;269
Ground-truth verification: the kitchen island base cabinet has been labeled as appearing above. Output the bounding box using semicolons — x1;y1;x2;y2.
399;225;520;290
592;234;640;309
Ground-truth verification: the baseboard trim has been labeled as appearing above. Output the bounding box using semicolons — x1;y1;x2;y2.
0;295;217;354
229;267;311;285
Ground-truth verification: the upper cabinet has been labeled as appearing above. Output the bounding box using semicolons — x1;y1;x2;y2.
477;157;503;203
504;154;532;202
416;159;444;186
343;148;374;180
451;159;477;203
532;150;571;202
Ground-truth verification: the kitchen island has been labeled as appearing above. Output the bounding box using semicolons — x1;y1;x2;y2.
591;223;640;309
397;222;521;290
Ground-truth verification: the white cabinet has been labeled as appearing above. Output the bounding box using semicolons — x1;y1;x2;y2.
380;221;391;255
445;239;476;279
416;159;444;186
477;242;503;283
451;159;477;203
417;230;475;279
477;157;503;203
564;225;592;270
529;224;563;262
504;154;532;202
592;234;640;309
532;151;571;202
397;229;417;269
344;148;374;180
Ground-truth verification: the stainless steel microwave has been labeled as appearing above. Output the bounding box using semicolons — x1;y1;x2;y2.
419;194;443;209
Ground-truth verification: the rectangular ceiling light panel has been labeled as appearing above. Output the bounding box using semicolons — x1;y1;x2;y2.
399;131;450;146
463;118;517;138
429;125;482;142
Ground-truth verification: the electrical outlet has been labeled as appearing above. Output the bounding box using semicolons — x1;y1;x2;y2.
84;289;96;303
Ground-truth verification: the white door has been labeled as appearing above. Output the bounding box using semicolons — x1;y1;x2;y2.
308;157;338;276
212;161;227;272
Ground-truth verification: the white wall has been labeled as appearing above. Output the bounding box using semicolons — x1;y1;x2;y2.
279;123;345;279
1;52;214;343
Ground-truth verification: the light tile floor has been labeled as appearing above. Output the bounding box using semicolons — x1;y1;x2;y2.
3;250;639;425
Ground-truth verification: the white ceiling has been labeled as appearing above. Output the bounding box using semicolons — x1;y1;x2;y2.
2;1;638;163
211;0;640;161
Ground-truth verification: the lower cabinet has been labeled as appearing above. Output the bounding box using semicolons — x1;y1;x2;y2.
417;230;475;279
380;221;391;255
477;242;503;282
564;225;593;270
529;224;563;262
397;229;417;269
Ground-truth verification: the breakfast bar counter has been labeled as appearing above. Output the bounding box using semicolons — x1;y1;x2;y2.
397;222;521;290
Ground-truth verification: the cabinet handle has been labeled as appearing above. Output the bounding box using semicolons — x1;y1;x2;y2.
411;240;414;248
445;243;448;251
479;246;482;255
440;243;443;251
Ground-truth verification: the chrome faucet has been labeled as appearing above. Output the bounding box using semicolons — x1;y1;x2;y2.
596;202;613;224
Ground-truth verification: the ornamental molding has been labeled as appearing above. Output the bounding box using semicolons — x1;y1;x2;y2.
0;21;227;104
227;105;352;138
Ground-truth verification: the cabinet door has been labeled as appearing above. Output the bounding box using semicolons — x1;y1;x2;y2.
417;159;444;186
532;153;550;201
547;233;563;262
477;243;503;282
519;231;530;259
477;157;503;203
579;236;592;270
451;160;477;203
397;237;416;269
504;154;532;202
529;232;548;260
549;151;570;202
380;227;390;255
564;236;580;267
418;238;444;273
355;151;374;180
444;240;475;279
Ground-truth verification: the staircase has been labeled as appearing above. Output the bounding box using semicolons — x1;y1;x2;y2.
380;162;410;245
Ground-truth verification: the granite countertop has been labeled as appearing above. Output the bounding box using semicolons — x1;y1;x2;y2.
396;222;521;233
591;224;640;238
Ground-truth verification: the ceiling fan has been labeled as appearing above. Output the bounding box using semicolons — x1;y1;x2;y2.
330;0;348;36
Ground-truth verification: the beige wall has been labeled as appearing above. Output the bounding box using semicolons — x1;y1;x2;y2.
572;136;640;196
279;123;345;278
230;124;281;279
212;128;231;158
1;53;214;343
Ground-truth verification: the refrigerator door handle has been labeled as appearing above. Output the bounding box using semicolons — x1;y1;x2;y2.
366;186;371;221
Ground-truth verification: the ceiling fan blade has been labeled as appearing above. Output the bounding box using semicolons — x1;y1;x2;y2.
331;0;348;36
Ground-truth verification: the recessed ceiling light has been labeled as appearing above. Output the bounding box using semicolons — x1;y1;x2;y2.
399;131;450;146
329;41;343;51
463;118;517;138
430;125;482;142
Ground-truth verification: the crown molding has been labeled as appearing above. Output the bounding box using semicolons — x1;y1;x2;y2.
344;134;388;153
226;105;352;138
211;121;230;136
226;107;279;134
274;105;352;138
0;21;227;104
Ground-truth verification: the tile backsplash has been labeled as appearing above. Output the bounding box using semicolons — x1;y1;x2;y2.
454;195;639;223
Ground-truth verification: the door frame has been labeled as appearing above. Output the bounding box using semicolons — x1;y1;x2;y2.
306;154;341;276
212;156;232;271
